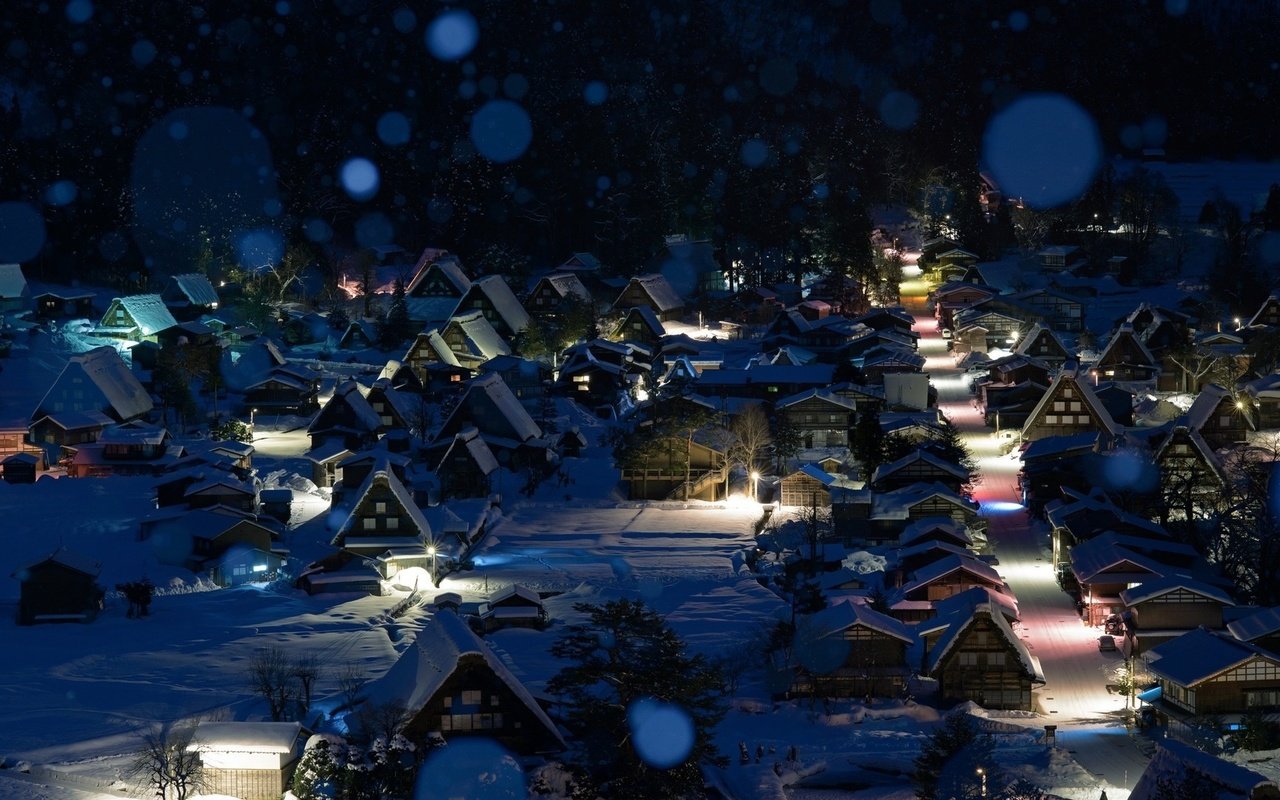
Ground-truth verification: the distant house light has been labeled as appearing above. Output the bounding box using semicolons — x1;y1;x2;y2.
253;563;268;573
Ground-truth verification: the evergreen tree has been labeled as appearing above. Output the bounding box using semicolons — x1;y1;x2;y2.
547;600;725;800
851;406;886;480
292;737;342;800
378;277;413;348
911;714;996;800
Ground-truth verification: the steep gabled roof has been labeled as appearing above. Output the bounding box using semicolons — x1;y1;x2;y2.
447;311;512;362
457;275;529;334
308;380;381;437
1095;323;1157;369
333;467;432;547
1185;383;1252;431
870;482;976;520
441;373;542;442
360;610;564;748
407;251;470;296
536;272;592;304
1022;365;1122;438
927;601;1042;681
1012;323;1071;359
111;294;178;335
1131;739;1276;800
899;554;1004;597
1069;538;1170;584
1153;423;1227;483
615;273;683;313
35;345;153;422
167;273;219;306
613;306;666;340
1246;291;1280;329
897;516;972;548
439;427;499;476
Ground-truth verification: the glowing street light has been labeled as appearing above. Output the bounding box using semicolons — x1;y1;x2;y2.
976;767;987;799
426;544;438;586
750;471;760;502
249;408;258;440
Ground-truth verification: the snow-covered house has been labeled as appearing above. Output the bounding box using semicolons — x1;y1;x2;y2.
1093;323;1160;383
612;305;666;349
0;263;29;313
924;600;1044;710
871;449;970;495
14;549;104;625
775;389;857;449
358;608;565;754
1020;364;1121;443
527;272;593;316
435;427;498;500
330;467;433;569
1012;323;1072;366
96;294;177;341
620;434;728;502
478;355;549;416
557;339;651;406
1246;372;1280;429
188;721;307;800
31;346;154;438
479;583;548;632
33;289;95;318
1120;576;1235;642
436;373;543;448
161;273;219;320
1186;383;1253;449
893;554;1008;604
1130;739;1279;800
1247;291;1280;330
777;464;847;508
790;600;914;699
611;273;685;321
1069;533;1201;626
65;422;184;478
1144;627;1280;717
405;251;471;325
835;482;980;546
307;380;382;452
451;275;529;338
405;311;512;374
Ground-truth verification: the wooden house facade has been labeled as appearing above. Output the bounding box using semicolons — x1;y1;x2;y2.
1145;628;1280;716
775;389;856;448
1021;366;1121;442
611;274;685;321
926;604;1043;710
620;436;727;501
790;602;914;699
15;550;104;625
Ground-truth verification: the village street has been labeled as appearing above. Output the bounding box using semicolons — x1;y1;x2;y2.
899;263;1152;798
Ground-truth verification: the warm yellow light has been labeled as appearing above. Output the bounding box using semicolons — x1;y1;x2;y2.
426;546;437;557
750;471;760;481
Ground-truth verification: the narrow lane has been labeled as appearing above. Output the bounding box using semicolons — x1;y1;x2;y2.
899;264;1150;797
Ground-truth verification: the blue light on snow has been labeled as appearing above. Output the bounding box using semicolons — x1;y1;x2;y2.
628;699;695;769
982;93;1101;209
339;157;380;201
469;100;533;163
426;10;479;61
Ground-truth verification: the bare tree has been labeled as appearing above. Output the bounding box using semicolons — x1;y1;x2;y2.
352;700;409;747
728;404;773;480
796;500;833;569
292;653;321;711
127;724;206;800
249;646;298;722
335;664;367;714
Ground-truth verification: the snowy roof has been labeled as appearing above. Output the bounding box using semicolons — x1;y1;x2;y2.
344;467;431;540
785;464;840;487
899;554;1004;597
1246;372;1280;399
1094;323;1157;368
19;548;101;577
487;583;543;607
32;410;115;431
805;599;913;644
897;516;972;548
447;311;511;361
774;388;857;412
112;294;178;335
1186;383;1246;431
1022;364;1122;437
1012;323;1070;358
1229;606;1280;643
361;610;564;747
440;428;499;476
0;263;27;299
190;721;302;754
616;273;684;313
1153;425;1225;482
1020;432;1100;461
870;483;975;520
1069;538;1171;585
458;275;530;333
615;305;666;339
538;272;593;303
1131;739;1276;800
407;250;471;296
1145;627;1280;687
927;601;1041;681
167;273;219;307
1119;574;1235;607
36;346;154;422
871;448;969;485
450;373;542;442
309;380;382;437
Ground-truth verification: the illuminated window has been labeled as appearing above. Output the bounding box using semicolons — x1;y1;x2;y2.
462;690;482;705
386;518;399;530
363;518;376;530
375;502;386;514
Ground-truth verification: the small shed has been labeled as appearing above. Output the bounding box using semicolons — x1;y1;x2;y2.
1;451;39;483
14;549;105;625
480;584;549;631
189;721;306;800
259;488;293;524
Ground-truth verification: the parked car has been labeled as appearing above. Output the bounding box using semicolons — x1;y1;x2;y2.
1104;615;1124;636
1098;635;1117;652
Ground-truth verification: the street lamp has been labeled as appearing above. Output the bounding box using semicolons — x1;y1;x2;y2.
250;408;257;440
976;767;987;799
750;471;760;502
426;544;438;587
